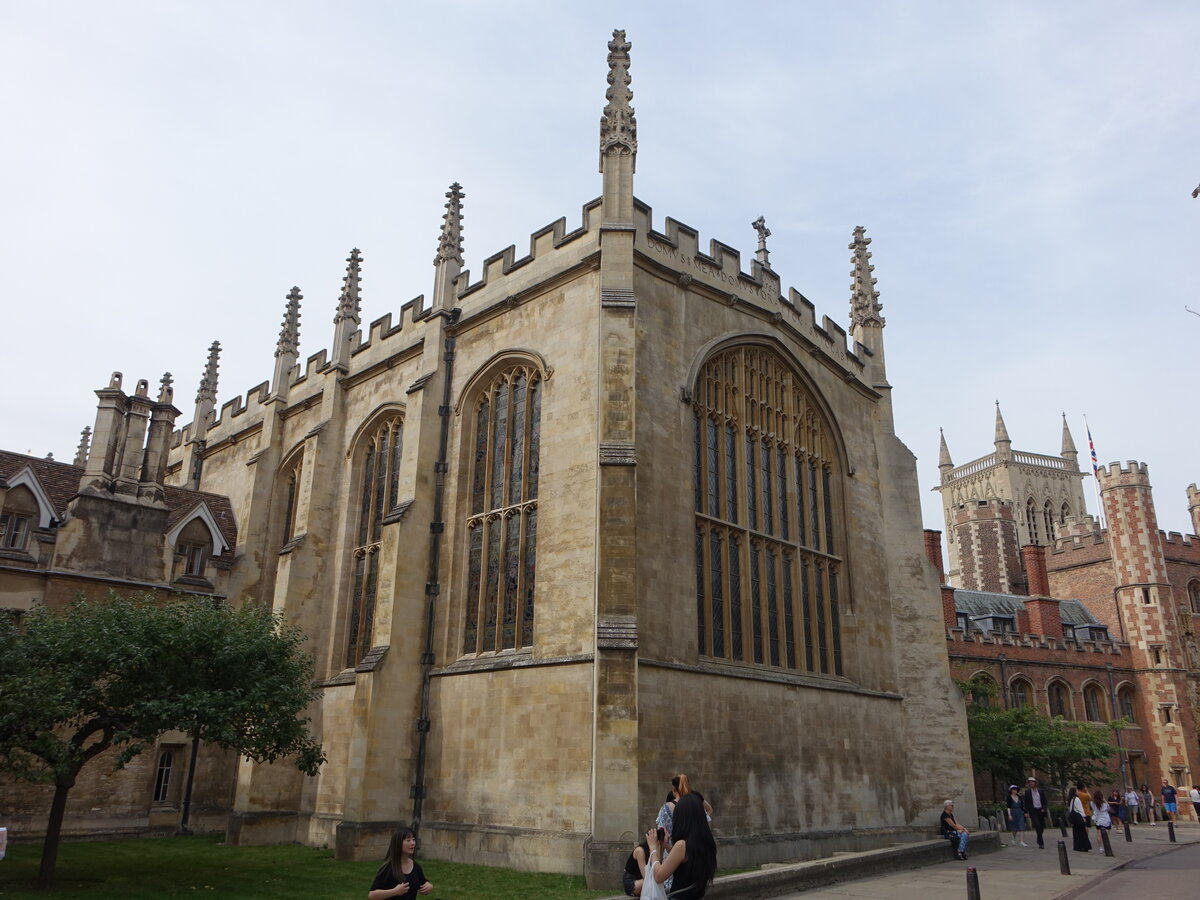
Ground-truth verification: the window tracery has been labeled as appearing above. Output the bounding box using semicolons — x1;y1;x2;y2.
462;367;541;654
693;345;844;675
345;416;403;668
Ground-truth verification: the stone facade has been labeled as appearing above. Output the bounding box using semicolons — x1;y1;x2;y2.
1;30;974;888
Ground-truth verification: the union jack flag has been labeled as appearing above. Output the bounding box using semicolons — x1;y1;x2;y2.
1087;426;1099;476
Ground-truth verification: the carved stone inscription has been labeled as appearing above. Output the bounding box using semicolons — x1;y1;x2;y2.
647;237;776;303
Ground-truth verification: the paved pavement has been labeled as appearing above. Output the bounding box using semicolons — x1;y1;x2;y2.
767;822;1200;900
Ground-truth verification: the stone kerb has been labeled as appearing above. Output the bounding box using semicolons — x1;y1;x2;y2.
593;833;1002;900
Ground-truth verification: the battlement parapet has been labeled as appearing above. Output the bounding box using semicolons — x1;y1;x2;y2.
636;203;865;380
456;199;602;304
1162;531;1195;547
1097;460;1151;484
953;498;1015;523
947;628;1125;657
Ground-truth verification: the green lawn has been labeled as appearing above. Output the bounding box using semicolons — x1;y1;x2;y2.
0;834;615;899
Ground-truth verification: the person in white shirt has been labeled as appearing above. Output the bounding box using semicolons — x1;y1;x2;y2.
1124;787;1141;824
1189;785;1200;820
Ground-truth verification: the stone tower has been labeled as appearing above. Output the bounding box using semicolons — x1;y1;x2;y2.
937;409;1088;585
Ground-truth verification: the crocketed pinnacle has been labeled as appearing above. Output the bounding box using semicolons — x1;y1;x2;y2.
939;428;953;469
752;216;772;268
849;226;884;328
157;372;174;404
334;249;362;325
73;426;91;467
994;401;1011;446
276;286;303;358
434;183;465;267
196;341;221;405
599;29;637;170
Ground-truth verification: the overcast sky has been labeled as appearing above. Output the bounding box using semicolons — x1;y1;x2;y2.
3;1;1197;535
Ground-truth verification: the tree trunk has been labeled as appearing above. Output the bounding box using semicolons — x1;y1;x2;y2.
36;780;72;890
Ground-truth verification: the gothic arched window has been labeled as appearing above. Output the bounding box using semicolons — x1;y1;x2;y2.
1048;680;1071;718
693;344;844;675
281;457;302;547
1010;677;1032;708
1043;500;1055;545
345;416;403;668
1117;685;1136;723
462;367;541;654
1060;501;1070;525
1083;683;1106;722
1188;580;1200;615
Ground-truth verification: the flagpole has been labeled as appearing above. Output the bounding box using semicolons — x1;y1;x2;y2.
1084;413;1105;529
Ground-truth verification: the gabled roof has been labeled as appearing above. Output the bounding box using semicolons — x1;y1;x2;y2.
954;589;1100;627
0;449;238;552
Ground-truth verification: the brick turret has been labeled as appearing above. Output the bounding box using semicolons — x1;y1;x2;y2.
1099;461;1199;784
953;499;1023;594
1189;483;1200;538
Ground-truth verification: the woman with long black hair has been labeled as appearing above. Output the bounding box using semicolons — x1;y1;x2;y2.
368;826;434;898
644;793;717;899
1067;787;1092;852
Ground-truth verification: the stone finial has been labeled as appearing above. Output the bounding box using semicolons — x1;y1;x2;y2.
1060;413;1078;459
157;372;174;404
752;216;772;268
276;286;303;358
849;226;884;328
135;379;149;398
109;372;123;389
73;426;92;467
994;401;1011;448
939;428;954;470
599;28;637;170
434;183;465;267
196;341;221;405
334;249;363;326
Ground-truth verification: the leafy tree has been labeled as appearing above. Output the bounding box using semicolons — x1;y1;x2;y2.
0;593;324;890
958;674;1120;801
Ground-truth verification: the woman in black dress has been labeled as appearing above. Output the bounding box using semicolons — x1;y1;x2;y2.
645;794;717;899
369;827;433;899
1067;787;1092;852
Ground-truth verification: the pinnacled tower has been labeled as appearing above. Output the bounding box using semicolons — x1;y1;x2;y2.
848;225;888;394
184;341;220;490
331;250;362;371
937;409;1088;585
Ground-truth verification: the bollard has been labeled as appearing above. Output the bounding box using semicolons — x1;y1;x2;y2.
1057;839;1071;875
1167;820;1176;843
1123;820;1132;842
1058;815;1068;837
1101;828;1114;857
966;866;981;900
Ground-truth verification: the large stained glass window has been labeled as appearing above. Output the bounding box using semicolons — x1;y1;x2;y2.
693;345;844;675
345;416;403;668
463;367;541;654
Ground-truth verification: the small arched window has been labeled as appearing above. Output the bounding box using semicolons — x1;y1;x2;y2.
345;416;403;668
1117;686;1136;723
1010;677;1032;708
281;457;302;546
462;367;541;655
1048;680;1071;718
153;750;174;804
1043;500;1055;545
1188;580;1200;616
1060;501;1070;525
1026;497;1040;546
1083;683;1106;722
968;673;998;708
693;344;844;675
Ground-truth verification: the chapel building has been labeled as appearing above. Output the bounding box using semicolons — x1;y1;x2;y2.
1;31;973;886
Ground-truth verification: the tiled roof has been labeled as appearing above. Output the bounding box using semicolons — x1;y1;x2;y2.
0;449;237;552
954;589;1099;626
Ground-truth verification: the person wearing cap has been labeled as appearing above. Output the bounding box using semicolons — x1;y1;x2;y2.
1005;785;1027;846
1022;777;1049;849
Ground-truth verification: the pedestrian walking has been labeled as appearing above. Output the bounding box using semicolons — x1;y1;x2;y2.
1124;787;1141;824
1023;778;1049;848
1005;785;1027;846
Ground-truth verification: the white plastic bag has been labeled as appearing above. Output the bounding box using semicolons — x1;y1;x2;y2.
640;860;668;900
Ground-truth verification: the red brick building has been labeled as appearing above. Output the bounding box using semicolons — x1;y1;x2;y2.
932;416;1200;800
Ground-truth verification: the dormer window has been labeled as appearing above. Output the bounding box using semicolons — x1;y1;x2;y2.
956;612;971;632
0;512;31;550
174;519;213;581
972;614;1016;635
